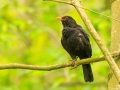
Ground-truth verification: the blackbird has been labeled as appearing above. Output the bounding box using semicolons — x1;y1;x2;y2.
57;16;94;82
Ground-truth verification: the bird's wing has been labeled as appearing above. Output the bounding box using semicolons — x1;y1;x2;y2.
77;28;92;57
82;37;92;57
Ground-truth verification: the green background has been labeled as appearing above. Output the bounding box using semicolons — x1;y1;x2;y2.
0;0;111;90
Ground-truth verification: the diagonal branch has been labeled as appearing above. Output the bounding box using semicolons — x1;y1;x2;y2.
0;51;120;71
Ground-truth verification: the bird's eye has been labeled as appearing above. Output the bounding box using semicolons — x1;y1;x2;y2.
65;17;68;20
62;17;68;21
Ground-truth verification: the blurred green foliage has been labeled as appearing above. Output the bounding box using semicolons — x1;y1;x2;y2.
0;0;111;90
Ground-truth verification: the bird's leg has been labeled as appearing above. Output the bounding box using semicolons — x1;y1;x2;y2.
71;57;78;66
70;56;78;70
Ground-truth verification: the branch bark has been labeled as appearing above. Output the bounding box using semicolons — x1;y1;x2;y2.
44;0;120;83
0;51;119;71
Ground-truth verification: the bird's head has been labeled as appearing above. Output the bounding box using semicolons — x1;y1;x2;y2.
57;16;77;27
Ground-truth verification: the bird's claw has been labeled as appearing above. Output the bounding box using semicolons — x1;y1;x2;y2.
71;59;76;66
70;58;78;70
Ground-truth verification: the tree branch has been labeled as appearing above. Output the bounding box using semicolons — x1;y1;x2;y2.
44;0;120;83
0;51;120;71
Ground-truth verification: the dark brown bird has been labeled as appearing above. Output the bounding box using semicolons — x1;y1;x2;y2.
57;16;94;82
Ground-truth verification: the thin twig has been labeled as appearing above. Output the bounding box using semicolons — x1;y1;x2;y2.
75;6;120;22
0;51;119;71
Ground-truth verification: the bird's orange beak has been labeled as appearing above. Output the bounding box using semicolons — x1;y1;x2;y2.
57;17;63;21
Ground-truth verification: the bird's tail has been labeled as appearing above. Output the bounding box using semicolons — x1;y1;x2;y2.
82;64;93;82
